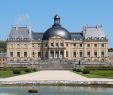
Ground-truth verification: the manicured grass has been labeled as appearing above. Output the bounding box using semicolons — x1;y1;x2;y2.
0;69;31;78
75;70;113;78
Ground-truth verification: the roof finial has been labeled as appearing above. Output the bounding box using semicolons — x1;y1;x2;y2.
54;14;60;25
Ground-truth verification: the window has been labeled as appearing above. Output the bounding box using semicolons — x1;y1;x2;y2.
66;51;68;57
24;44;27;48
17;44;20;48
56;43;58;47
17;52;20;57
32;52;35;57
24;52;27;57
10;52;13;57
87;51;90;57
87;44;90;48
80;51;82;57
60;43;63;46
45;44;48;47
80;44;82;47
66;43;68;47
94;51;97;57
101;51;104;57
51;43;54;47
73;44;76;46
38;52;41;58
73;52;76;57
94;44;97;48
101;44;104;48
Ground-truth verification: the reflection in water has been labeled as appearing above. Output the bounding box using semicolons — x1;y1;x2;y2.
0;86;113;95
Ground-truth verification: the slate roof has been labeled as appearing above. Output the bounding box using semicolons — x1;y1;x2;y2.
8;27;31;41
71;32;83;40
83;26;106;39
8;25;107;41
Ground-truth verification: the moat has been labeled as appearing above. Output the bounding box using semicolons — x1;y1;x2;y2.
0;86;113;95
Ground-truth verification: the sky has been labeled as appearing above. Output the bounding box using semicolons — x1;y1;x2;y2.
0;0;113;47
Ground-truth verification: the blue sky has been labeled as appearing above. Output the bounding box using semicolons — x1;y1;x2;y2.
0;0;113;47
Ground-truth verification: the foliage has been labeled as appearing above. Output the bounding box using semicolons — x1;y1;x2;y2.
72;68;76;71
85;66;113;70
0;41;7;52
13;69;21;74
82;69;90;74
75;68;82;72
24;68;31;72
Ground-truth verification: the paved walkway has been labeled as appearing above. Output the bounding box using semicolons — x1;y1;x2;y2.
0;70;113;82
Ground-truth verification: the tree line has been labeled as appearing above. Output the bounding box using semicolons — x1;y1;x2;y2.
0;41;7;52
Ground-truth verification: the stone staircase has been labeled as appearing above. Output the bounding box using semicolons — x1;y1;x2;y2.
34;63;74;70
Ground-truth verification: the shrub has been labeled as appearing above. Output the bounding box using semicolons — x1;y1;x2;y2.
32;68;37;72
13;69;21;74
72;68;76;71
76;69;82;72
82;69;90;74
24;68;31;73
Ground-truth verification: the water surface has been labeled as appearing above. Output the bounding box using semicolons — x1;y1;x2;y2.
0;86;113;95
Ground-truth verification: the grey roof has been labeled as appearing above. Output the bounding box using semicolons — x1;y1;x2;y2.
71;32;83;40
8;27;31;41
83;26;106;39
32;32;43;40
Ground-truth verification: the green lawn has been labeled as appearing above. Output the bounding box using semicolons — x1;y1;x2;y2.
0;70;31;78
75;70;113;78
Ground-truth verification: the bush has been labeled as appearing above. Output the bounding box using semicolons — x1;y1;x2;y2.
24;68;31;73
72;68;76;71
13;69;21;74
76;69;82;72
32;68;37;72
82;69;90;74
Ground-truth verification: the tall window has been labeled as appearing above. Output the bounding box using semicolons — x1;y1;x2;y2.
73;44;76;46
10;52;13;57
94;44;97;48
24;52;27;57
94;51;97;57
80;51;82;57
51;43;54;47
101;44;104;48
38;52;41;58
17;52;20;57
73;52;76;57
32;51;35;57
66;43;68;47
87;44;90;48
17;44;20;48
101;51;104;57
56;43;58;47
66;51;68;57
87;51;90;57
60;43;63;47
80;44;82;47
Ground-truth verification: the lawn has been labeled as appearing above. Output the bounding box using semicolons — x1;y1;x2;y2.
0;69;31;78
76;70;113;78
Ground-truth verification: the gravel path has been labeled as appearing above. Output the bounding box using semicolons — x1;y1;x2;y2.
0;70;113;82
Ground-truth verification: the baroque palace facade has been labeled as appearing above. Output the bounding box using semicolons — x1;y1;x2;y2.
7;15;108;63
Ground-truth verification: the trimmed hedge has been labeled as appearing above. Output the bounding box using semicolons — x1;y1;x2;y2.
76;69;82;72
85;66;113;70
72;68;76;71
24;68;31;73
82;69;90;74
13;69;21;74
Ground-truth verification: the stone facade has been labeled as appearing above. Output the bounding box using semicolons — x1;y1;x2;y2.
7;15;108;63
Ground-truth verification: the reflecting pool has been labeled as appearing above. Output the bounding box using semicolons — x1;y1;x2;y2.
0;86;113;95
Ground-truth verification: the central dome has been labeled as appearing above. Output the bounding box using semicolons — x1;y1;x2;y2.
42;15;71;40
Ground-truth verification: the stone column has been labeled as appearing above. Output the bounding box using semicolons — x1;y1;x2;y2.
54;50;55;59
59;50;60;58
48;50;50;59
